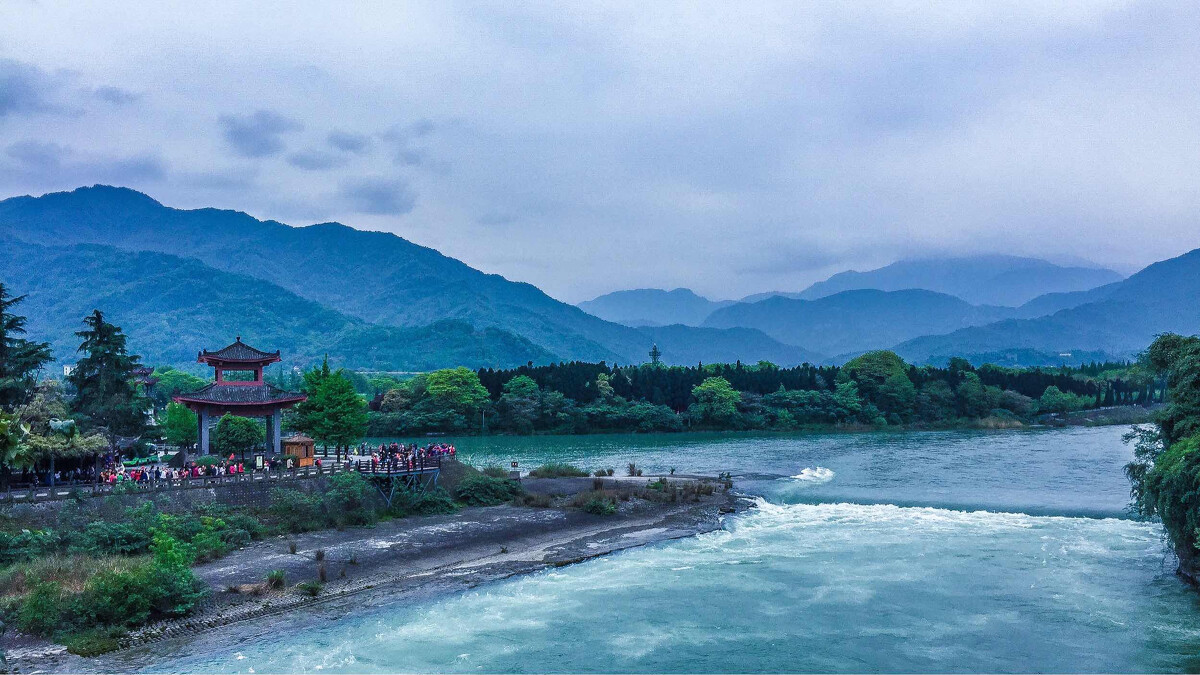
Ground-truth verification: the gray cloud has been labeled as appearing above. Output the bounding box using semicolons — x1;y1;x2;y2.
3;3;1200;301
0;59;64;117
218;110;302;157
340;176;417;215
3;140;166;184
327;130;370;154
92;85;139;105
287;149;342;171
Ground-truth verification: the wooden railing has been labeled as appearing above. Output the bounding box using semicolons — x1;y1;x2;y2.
1;455;449;504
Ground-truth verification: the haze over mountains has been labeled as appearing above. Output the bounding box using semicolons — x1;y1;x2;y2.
0;186;809;370
1;185;1197;372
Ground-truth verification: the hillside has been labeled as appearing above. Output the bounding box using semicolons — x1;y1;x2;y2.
0;186;809;368
894;247;1200;363
636;325;825;366
0;238;554;371
703;289;1015;357
760;255;1122;307
577;288;733;327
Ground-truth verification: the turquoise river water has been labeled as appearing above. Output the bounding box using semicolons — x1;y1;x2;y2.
133;427;1200;673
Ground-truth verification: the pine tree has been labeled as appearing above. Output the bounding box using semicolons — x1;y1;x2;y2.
0;284;52;409
68;310;147;449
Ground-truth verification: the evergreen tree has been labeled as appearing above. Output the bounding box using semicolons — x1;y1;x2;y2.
0;284;52;409
162;402;198;448
294;357;367;455
68;310;147;449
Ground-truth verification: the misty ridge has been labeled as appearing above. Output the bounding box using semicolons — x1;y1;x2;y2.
0;185;1197;373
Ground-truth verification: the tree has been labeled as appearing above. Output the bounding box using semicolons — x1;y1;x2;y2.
425;367;489;417
691;376;740;425
149;367;208;408
68;310;147;449
213;414;264;459
162;402;198;448
0;284;52;409
16;382;106;486
497;375;540;434
294;358;368;455
311;370;368;453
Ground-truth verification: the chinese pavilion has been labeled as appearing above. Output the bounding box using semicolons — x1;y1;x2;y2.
173;337;306;455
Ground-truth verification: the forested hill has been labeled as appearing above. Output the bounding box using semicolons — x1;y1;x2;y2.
894;247;1200;363
0;237;555;371
0;186;812;368
702;289;1015;357
576;288;733;327
759;255;1122;307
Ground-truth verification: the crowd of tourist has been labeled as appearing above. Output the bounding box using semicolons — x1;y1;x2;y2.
359;441;456;472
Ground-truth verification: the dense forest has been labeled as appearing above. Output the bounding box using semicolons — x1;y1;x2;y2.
364;353;1161;437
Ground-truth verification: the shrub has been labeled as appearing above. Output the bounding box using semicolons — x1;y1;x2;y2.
269;488;328;533
627;463;639;477
480;465;509;478
296;581;323;597
452;475;523;506
323;472;380;527
63;627;126;656
267;569;286;589
581;496;617;516
527;463;589;478
17;581;67;635
513;492;552;508
390;488;459;517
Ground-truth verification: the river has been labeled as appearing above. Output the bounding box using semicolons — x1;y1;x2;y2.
133;427;1200;673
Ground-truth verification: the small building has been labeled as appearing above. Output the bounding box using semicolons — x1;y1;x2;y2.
173;337;307;455
282;434;316;467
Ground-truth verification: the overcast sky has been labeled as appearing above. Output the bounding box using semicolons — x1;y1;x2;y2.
2;1;1198;302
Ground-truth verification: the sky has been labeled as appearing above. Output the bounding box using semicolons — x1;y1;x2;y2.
1;1;1198;303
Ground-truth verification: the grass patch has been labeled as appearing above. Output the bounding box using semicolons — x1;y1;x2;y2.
451;475;523;506
62;627;127;656
527;463;589;478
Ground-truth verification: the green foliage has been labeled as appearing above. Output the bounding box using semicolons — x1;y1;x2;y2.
580;495;617;515
16;581;67;635
479;465;509;478
268;488;328;533
323;472;379;527
149;367;209;408
388;487;459;517
452;474;523;506
213;413;264;456
691;376;740;425
68;309;147;444
267;569;286;589
162;402;198;448
0;282;53;408
296;581;323;597
1038;385;1090;414
426;367;489;417
527;463;589;478
294;358;368;450
62;627;126;657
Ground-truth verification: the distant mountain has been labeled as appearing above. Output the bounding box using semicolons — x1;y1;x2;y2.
894;247;1200;363
0;186;807;368
577;288;734;327
636;325;825;366
739;290;806;304
704;289;1015;357
754;255;1123;307
0;238;554;371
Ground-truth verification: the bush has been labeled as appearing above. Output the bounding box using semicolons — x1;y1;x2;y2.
323;472;380;527
452;475;523;506
527;463;589;478
63;627;126;656
581;496;617;516
390;488;459;517
479;465;509;478
296;581;323;597
17;581;67;635
269;488;328;533
267;569;286;589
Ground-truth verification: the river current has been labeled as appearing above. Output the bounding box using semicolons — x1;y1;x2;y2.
135;427;1200;673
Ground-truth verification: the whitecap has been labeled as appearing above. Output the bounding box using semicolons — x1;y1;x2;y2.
790;467;835;483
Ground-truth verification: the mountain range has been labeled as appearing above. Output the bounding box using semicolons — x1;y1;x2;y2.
577;288;734;327
0;186;812;370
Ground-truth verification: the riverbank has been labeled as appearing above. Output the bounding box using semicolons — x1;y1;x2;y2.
2;475;738;673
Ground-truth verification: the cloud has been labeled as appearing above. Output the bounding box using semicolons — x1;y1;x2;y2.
2;140;166;184
92;85;140;105
327;130;370;154
340;176;417;215
0;59;64;117
287;149;342;171
218;110;302;157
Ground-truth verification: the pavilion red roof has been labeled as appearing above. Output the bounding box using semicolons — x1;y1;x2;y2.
198;336;281;365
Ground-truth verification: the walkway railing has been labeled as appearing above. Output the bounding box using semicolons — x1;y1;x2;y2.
1;455;450;504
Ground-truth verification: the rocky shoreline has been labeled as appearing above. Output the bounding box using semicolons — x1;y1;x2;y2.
5;476;740;673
